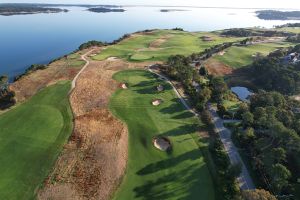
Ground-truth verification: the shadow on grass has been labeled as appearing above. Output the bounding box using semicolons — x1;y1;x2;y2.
134;152;210;200
172;111;195;119
162;124;199;137
136;149;200;176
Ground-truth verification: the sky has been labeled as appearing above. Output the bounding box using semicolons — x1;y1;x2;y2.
1;0;300;9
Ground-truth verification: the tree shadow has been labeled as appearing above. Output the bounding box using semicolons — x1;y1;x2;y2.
133;80;159;94
172;111;195;119
159;103;179;114
134;160;210;200
136;149;200;176
161;124;199;137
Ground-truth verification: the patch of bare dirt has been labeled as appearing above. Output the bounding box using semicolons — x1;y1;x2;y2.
38;52;158;200
204;58;233;76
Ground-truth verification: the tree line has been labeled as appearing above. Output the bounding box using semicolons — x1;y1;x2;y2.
160;54;243;199
221;28;294;37
233;91;300;196
249;45;300;95
0;76;15;110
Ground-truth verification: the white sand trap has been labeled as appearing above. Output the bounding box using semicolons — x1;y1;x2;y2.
153;137;171;151
152;99;163;106
107;57;118;61
294;96;300;101
157;85;164;92
218;51;226;56
121;83;128;89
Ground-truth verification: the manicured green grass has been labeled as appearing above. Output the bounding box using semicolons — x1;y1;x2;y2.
214;42;292;68
94;30;240;62
276;27;300;34
109;70;215;200
0;81;73;200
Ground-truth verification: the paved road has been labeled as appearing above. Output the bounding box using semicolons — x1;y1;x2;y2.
148;67;255;190
208;105;255;190
71;49;94;91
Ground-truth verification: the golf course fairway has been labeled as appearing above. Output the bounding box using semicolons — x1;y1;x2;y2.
0;81;73;200
110;70;215;200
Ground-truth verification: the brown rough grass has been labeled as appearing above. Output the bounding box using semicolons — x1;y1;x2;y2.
38;53;158;200
10;51;86;102
204;58;233;76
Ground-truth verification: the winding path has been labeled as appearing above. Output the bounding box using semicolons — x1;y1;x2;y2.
71;50;94;91
148;67;255;190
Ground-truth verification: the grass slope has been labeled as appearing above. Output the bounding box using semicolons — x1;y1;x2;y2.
94;30;240;62
214;42;292;68
0;81;72;200
275;27;300;34
110;70;215;200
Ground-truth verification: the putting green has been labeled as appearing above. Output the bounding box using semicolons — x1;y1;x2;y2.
0;81;73;200
110;70;215;200
94;30;240;62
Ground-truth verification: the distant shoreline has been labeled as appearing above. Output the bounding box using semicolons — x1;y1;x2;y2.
1;3;300;11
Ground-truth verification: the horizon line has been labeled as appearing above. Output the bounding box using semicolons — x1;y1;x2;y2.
1;3;300;10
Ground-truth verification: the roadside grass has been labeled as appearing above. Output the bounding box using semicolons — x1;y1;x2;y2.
0;81;73;200
93;30;240;62
214;42;292;68
109;70;215;200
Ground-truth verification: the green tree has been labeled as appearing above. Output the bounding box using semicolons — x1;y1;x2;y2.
199;66;208;76
211;77;228;101
0;75;8;92
242;112;254;127
253;107;267;128
271;148;286;163
228;163;242;178
270;163;291;193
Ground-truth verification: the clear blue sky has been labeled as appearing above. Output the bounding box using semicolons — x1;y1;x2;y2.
1;0;300;9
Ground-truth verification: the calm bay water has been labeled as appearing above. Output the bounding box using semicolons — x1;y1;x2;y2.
1;6;300;78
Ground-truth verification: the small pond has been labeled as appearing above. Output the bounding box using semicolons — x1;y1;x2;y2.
231;86;253;101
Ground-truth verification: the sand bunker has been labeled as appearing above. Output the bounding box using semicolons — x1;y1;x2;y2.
157;85;164;92
218;51;226;56
107;57;118;61
121;83;128;89
152;99;163;106
153;137;171;151
201;36;214;42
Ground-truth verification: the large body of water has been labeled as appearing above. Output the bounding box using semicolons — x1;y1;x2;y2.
1;6;300;78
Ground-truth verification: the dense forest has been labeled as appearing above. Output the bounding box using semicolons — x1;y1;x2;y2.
287;34;300;43
275;23;300;28
221;28;294;37
233;91;300;196
249;45;300;95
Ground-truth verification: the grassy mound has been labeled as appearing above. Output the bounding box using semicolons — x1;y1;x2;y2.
0;81;73;200
109;70;215;200
93;30;240;62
